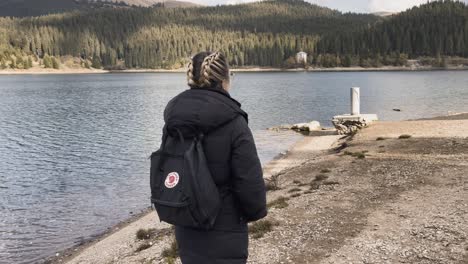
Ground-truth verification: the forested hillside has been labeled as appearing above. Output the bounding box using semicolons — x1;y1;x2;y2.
317;1;468;60
0;0;195;17
0;0;126;17
0;0;377;69
0;0;467;70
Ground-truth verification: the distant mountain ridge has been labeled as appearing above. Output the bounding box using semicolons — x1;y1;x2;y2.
372;11;396;17
82;0;199;7
0;0;198;17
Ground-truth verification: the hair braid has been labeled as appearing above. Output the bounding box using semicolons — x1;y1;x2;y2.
200;52;219;87
187;62;197;86
187;51;229;89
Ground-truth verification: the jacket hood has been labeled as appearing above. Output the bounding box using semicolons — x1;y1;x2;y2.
164;88;248;135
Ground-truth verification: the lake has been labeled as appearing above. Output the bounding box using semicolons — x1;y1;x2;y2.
1;71;467;263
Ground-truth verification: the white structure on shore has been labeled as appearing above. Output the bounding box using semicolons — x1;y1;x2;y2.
296;51;307;65
332;87;378;135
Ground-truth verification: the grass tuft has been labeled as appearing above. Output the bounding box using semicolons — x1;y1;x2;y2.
399;134;412;139
265;173;282;191
344;151;366;159
161;240;178;263
314;174;329;182
288;187;302;193
356;152;366;159
267;196;289;209
249;219;279;239
136;228;156;240
135;243;152;252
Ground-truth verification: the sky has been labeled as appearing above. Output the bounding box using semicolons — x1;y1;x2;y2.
191;0;468;13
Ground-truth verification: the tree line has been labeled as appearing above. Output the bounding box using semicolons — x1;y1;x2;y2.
0;0;466;70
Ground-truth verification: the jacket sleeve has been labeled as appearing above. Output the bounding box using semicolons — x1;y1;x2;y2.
230;116;267;222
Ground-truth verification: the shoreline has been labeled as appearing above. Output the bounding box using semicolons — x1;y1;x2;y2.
1;65;468;75
47;131;342;264
47;112;468;264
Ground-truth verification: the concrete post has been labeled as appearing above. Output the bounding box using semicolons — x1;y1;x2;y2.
351;87;360;115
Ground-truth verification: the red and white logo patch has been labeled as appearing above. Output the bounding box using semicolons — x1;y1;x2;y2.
164;172;179;189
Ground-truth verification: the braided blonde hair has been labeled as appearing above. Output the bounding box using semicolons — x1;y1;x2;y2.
187;51;230;89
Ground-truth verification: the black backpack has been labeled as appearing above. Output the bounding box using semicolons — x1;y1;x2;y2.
150;125;221;229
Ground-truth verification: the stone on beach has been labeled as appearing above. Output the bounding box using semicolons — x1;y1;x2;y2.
269;121;321;132
291;121;321;132
332;114;378;135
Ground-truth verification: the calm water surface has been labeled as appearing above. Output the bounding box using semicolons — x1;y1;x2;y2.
0;71;467;263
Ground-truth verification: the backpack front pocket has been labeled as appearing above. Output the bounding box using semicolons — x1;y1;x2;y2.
152;199;198;227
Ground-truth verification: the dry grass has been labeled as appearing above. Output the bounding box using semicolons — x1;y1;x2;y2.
399;134;412;139
344;151;366;159
288;188;302;193
314;174;329;182
265;173;282;191
135;243;152;252
136;228;156;240
267;196;289;209
249;219;279;239
161;240;178;263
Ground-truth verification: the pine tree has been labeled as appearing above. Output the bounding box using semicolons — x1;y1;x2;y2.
9;57;16;69
92;55;102;69
52;57;60;69
43;55;52;68
27;57;33;69
0;58;6;69
16;56;24;69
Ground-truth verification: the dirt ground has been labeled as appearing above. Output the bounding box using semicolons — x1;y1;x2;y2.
54;117;468;264
249;119;468;264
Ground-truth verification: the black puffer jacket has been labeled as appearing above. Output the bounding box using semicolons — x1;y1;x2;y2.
163;88;267;264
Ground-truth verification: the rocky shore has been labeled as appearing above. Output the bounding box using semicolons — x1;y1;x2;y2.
50;114;468;264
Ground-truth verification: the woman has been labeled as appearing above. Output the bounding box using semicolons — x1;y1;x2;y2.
162;51;267;263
